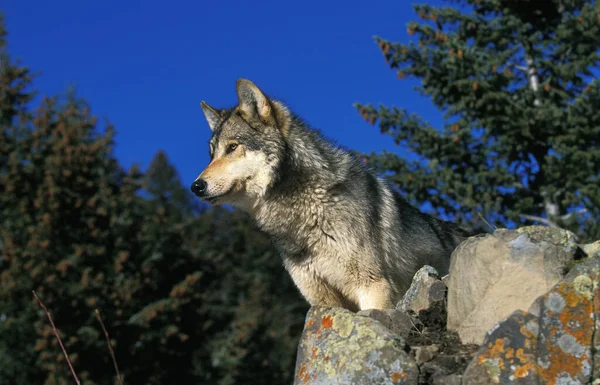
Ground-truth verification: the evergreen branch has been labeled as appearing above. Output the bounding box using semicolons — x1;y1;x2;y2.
95;309;124;385
33;290;81;385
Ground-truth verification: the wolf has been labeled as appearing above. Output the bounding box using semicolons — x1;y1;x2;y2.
191;79;468;312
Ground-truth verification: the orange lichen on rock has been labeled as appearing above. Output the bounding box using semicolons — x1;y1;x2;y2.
477;337;507;370
321;315;333;329
311;347;318;359
297;364;310;384
391;371;407;383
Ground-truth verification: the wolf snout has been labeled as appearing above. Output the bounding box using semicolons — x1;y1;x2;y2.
190;179;208;196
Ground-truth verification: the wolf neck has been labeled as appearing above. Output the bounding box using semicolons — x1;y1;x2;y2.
250;115;357;249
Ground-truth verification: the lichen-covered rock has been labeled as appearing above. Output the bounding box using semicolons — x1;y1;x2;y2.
581;240;600;258
447;226;578;344
463;256;600;385
398;265;447;314
293;307;418;385
532;256;598;385
357;308;422;340
462;310;540;384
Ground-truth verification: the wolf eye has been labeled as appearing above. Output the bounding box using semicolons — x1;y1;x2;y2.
226;143;238;154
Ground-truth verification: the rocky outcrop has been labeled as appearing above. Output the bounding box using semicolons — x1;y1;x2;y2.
447;226;581;344
292;226;600;384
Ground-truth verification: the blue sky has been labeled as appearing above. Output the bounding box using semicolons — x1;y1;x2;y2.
2;0;445;185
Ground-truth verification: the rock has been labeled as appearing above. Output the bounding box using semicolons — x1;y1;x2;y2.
294;306;419;385
447;226;578;344
398;265;447;314
357;308;422;340
581;240;600;258
414;300;447;342
462;310;540;384
418;352;474;385
463;256;600;384
410;345;439;365
431;373;462;385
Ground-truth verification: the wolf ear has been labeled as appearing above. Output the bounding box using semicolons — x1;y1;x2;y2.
236;79;274;123
200;101;221;132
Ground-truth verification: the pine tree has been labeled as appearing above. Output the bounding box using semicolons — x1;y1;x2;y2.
0;14;35;128
0;15;43;384
143;150;201;219
0;84;151;385
355;0;600;240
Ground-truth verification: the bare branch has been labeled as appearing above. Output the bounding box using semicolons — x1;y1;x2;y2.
520;208;588;228
519;213;560;228
560;208;588;222
95;309;124;385
32;290;81;385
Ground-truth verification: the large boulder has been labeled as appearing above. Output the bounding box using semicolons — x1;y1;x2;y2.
447;226;580;344
293;306;418;385
463;255;600;384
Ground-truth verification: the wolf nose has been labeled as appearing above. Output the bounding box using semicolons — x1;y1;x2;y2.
191;179;207;196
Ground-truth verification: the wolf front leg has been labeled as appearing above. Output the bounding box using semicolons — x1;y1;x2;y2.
285;263;355;310
356;280;395;310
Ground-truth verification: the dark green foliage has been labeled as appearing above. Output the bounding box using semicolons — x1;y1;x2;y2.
0;15;306;385
356;0;600;241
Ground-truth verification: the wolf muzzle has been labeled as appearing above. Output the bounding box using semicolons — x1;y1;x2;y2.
190;179;208;197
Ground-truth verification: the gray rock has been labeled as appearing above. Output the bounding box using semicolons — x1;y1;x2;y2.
447;226;578;344
410;344;439;365
581;240;600;258
357;308;422;339
432;374;462;385
464;256;600;384
294;306;418;385
418;353;474;385
398;265;447;314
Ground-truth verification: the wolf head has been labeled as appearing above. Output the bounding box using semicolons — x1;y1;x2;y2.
191;79;289;209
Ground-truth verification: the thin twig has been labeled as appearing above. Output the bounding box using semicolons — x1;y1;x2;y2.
477;212;497;231
32;290;81;385
95;309;124;385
